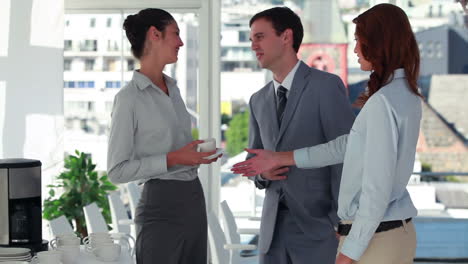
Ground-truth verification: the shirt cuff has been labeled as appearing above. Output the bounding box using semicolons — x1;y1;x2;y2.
340;236;368;261
293;148;312;168
142;154;168;176
256;174;267;181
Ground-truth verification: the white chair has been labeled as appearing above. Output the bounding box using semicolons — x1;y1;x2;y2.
108;191;135;236
220;200;259;239
108;191;137;239
125;182;142;219
207;212;257;264
220;200;259;261
83;202;109;234
49;215;74;236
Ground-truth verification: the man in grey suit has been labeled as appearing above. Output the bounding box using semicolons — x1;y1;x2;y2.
247;7;355;263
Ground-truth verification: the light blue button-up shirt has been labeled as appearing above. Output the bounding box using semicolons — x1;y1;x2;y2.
107;70;197;185
294;69;421;260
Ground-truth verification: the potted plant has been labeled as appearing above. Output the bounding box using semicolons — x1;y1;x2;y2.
43;150;117;237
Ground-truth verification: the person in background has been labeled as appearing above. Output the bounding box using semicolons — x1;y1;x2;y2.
233;4;422;264
246;6;355;264
107;8;219;264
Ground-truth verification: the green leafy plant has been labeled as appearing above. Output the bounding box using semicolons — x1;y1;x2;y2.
226;110;249;156
43;150;117;237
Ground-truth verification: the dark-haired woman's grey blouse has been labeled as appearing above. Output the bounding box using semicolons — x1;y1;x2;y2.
107;70;197;185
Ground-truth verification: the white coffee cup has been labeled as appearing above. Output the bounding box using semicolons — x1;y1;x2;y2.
85;239;114;253
109;233;134;256
57;245;80;264
93;244;121;262
198;138;216;152
32;250;62;264
50;235;80;249
83;232;112;250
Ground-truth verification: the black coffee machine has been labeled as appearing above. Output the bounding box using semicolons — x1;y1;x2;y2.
0;159;48;252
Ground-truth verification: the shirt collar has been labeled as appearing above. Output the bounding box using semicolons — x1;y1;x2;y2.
393;68;405;79
132;70;177;91
273;60;301;92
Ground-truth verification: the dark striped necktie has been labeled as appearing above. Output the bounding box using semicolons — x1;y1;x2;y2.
277;85;287;126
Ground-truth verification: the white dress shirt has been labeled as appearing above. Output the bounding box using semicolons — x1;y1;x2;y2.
272;60;301;99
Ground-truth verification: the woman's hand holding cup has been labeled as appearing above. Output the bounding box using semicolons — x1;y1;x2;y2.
167;139;221;167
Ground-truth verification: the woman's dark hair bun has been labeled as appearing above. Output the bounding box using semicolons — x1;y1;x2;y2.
123;8;175;59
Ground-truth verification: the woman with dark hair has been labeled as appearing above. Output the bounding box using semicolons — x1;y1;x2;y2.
232;4;422;264
107;8;219;264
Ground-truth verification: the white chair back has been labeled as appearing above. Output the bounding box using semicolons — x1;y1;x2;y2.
220;200;242;245
49;215;74;236
108;191;131;234
207;212;230;264
83;202;108;234
125;182;141;219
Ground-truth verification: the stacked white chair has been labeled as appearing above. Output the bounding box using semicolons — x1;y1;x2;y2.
49;215;75;236
83;202;108;234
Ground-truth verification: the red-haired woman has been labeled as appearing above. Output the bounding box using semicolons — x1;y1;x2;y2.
232;4;422;264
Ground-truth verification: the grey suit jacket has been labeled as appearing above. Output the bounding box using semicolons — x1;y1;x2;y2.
248;61;355;254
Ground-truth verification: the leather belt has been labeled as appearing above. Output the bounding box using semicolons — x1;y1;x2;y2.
337;218;412;236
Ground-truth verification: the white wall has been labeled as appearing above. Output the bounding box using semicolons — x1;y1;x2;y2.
0;0;64;201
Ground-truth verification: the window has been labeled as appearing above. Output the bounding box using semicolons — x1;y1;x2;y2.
64;81;74;88
65;81;94;88
64;40;73;51
107;40;119;51
90;18;96;28
64;59;71;71
106;18;112;28
80;40;97;52
105;81;121;88
84;59;95;71
103;58;117;71
87;102;94;111
64;101;95;116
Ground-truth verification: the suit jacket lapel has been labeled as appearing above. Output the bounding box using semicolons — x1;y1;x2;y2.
276;62;311;146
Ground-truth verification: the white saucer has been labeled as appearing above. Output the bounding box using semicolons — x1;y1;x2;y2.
0;256;31;260
0;248;30;257
203;148;224;160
